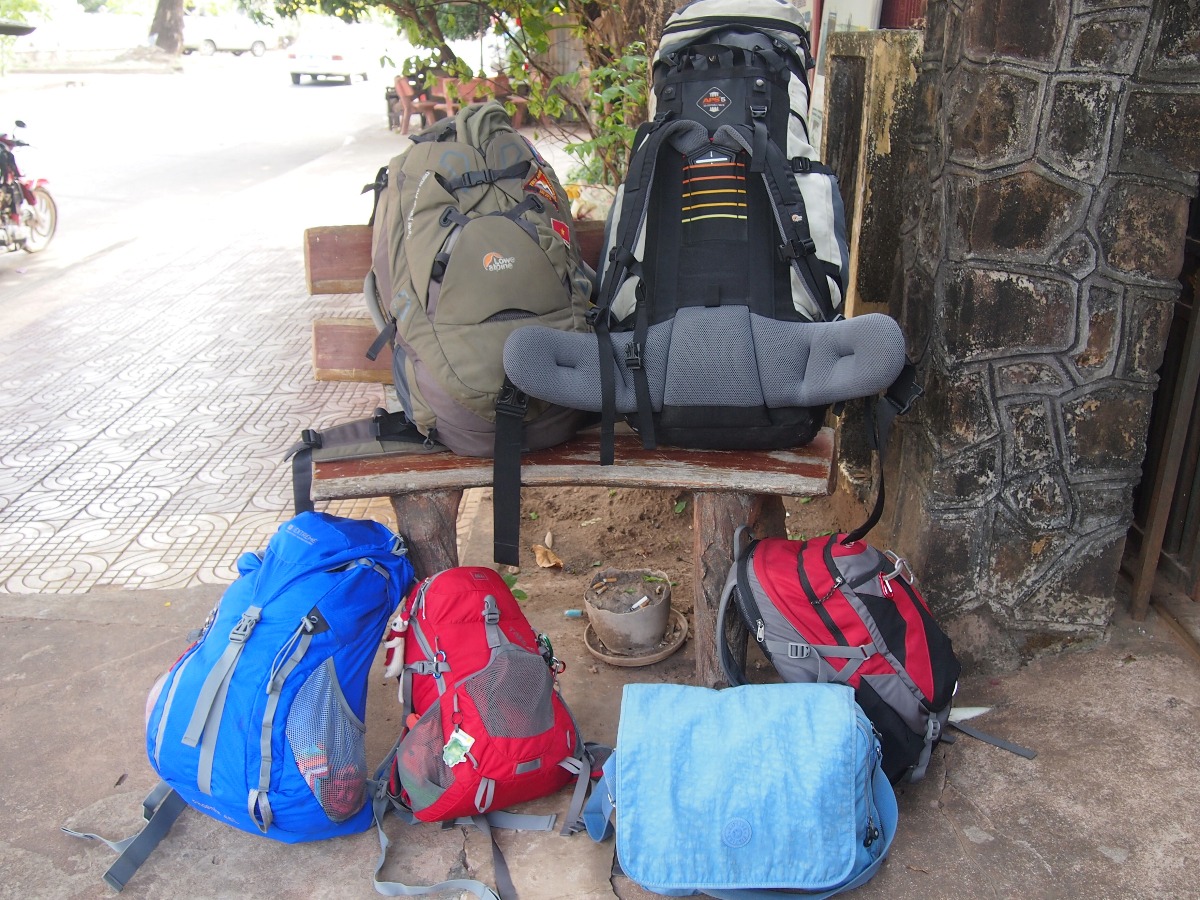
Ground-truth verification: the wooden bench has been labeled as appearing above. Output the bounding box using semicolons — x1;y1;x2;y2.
300;224;836;687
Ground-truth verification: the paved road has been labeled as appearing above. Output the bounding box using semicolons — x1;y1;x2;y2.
0;53;391;310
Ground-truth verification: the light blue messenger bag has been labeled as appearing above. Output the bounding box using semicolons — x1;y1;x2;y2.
583;682;898;899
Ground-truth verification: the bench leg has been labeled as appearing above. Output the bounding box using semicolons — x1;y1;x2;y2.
692;492;787;688
389;490;463;579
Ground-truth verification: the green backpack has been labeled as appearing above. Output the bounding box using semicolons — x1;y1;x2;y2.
364;100;594;457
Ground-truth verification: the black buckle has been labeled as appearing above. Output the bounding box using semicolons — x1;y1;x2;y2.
777;238;816;261
461;170;489;188
885;381;924;416
496;382;528;417
300;429;322;450
749;104;768;118
624;342;643;371
438;207;456;227
790;157;812;173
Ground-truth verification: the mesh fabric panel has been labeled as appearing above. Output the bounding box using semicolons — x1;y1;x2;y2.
461;646;556;738
395;706;453;813
663;307;763;407
285;659;367;823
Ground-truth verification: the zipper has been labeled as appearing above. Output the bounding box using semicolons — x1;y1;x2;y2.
857;720;881;849
798;542;848;645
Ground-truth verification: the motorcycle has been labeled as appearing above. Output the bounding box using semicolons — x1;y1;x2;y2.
1;120;56;254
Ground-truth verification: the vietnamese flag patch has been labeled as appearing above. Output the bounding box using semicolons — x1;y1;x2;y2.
552;219;571;243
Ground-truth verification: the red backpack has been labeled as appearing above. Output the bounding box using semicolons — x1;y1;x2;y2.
379;566;591;823
717;530;961;783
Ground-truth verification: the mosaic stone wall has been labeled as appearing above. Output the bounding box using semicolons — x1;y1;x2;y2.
875;0;1200;665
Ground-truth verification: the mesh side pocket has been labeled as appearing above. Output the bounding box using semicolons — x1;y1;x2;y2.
285;659;367;823
394;705;453;813
461;645;556;738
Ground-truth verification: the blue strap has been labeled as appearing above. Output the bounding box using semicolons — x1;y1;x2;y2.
581;757;616;842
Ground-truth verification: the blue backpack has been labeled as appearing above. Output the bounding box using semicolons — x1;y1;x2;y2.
65;512;414;890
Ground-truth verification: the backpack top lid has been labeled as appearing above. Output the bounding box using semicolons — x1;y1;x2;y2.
655;0;814;70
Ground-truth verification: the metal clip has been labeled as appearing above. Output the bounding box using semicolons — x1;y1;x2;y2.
881;551;914;585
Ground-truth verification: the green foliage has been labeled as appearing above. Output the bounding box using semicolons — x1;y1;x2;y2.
561;41;648;185
500;572;528;601
275;0;653;185
0;0;42;75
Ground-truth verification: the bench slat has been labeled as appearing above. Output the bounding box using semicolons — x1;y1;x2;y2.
313;427;834;500
312;318;392;383
304;225;372;294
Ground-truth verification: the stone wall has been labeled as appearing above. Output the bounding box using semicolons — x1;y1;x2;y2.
876;0;1200;669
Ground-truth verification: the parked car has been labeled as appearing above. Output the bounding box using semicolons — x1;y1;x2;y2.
183;13;275;57
286;28;384;84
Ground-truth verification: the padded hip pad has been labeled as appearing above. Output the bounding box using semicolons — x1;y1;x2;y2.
503;308;907;414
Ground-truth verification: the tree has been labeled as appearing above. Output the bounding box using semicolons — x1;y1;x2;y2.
0;0;43;76
275;0;674;184
149;0;185;53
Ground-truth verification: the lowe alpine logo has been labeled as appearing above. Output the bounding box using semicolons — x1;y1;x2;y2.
483;252;515;272
698;87;731;118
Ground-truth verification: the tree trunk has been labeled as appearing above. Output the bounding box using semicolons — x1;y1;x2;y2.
150;0;185;55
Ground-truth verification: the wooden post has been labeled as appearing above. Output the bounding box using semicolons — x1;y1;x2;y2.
390;490;463;579
1130;300;1200;619
692;492;788;688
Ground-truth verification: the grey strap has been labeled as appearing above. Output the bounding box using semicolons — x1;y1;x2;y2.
950;720;1037;760
182;607;262;747
61;781;188;892
481;595;504;649
762;640;875;683
469;814;518;900
371;800;500;899
153;651;197;767
195;663;236;795
474;776;496;814
250;628;313;831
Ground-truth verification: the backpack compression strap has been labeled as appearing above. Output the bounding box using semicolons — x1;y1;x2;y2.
285;409;429;516
713;122;840;323
842;362;923;545
591;115;713;463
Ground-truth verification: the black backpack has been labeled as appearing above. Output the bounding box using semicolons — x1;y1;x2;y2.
501;0;909;467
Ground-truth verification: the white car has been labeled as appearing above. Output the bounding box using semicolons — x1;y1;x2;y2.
183;13;275;57
287;31;382;84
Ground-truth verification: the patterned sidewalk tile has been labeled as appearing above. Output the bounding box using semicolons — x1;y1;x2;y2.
0;232;394;595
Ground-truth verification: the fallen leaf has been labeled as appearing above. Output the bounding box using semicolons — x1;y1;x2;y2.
533;544;564;568
544;530;554;549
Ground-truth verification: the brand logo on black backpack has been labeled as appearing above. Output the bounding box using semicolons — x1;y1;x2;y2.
698;87;731;118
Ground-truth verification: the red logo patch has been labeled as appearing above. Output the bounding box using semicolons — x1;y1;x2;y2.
524;169;560;209
552;219;571;243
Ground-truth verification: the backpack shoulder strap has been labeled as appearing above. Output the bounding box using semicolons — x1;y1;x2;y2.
61;781;188;891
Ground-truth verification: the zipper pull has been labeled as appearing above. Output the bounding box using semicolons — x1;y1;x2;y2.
878;572;893;597
816;575;844;604
755;620;766;643
864;816;879;847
